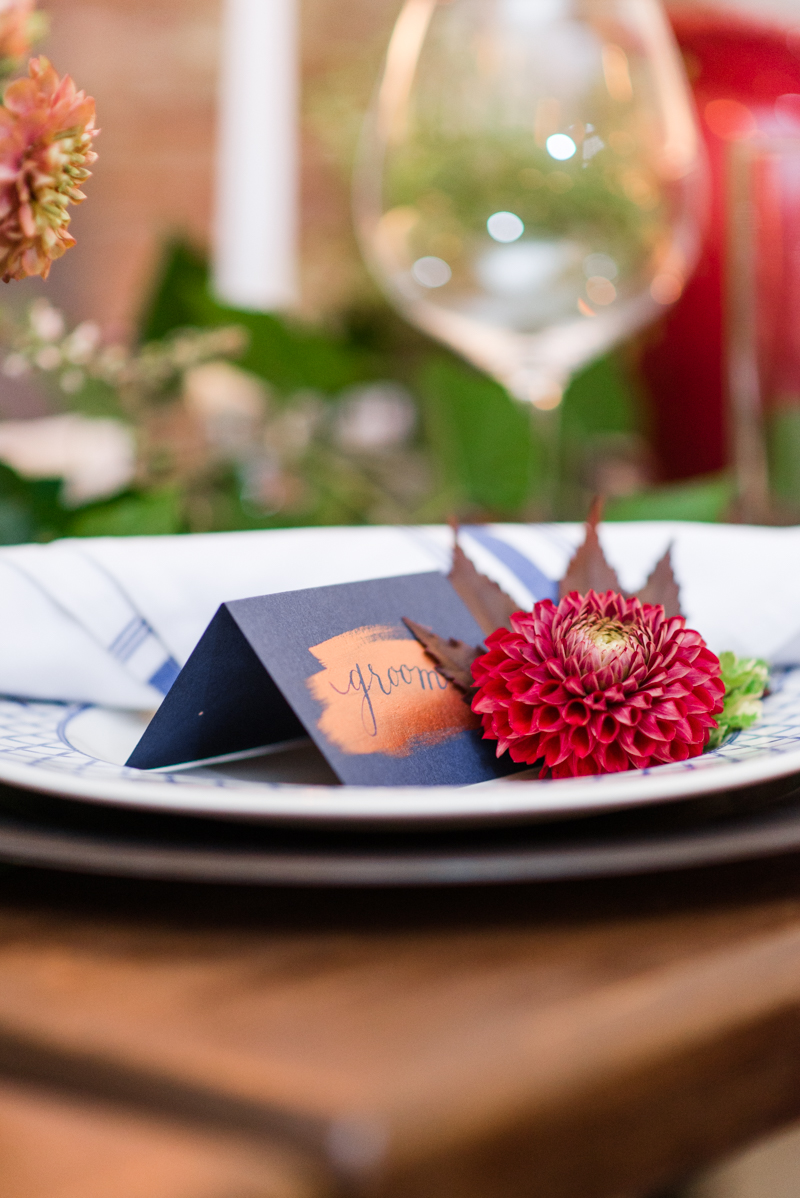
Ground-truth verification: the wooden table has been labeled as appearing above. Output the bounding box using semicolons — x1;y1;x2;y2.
4;853;800;1198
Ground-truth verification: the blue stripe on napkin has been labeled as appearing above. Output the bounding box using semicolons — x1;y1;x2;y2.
148;657;181;696
109;616;151;663
463;526;558;603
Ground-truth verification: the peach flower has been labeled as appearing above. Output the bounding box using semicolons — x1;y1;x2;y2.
0;56;98;281
0;0;44;64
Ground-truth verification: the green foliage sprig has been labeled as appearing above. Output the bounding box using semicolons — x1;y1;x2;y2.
707;652;769;750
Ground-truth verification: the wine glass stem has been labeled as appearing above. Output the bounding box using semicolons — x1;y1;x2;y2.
528;403;562;521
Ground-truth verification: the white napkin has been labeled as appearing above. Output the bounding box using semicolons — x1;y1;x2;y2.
1;521;799;710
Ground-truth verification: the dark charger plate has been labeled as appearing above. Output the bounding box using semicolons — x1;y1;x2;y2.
2;773;800;886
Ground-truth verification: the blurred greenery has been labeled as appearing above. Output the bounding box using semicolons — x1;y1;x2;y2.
386;131;661;284
604;473;734;522
0;239;733;541
136;239;647;524
69;488;185;538
767;405;800;510
417;356;541;514
0;464;66;543
562;353;639;440
142;242;376;394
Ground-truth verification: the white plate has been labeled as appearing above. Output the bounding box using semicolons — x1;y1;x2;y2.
0;669;798;825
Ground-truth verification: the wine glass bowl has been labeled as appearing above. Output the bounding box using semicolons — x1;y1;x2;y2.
355;0;706;412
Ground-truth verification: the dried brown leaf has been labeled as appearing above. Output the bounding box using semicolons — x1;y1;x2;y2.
449;540;518;636
559;496;622;600
635;544;683;617
402;618;480;693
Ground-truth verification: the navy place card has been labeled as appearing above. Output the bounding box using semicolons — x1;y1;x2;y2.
127;571;519;786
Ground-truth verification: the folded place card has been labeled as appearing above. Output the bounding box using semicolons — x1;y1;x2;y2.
127;571;519;786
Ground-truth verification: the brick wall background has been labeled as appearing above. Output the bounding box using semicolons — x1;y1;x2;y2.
33;0;401;337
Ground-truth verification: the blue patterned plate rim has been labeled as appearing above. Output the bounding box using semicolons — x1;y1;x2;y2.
0;669;794;825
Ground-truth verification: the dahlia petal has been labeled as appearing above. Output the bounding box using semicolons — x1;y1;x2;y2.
525;663;552;682
661;680;691;699
694;646;723;669
572;752;601;777
507;736;543;764
631;730;657;756
537;704;566;732
510;618;534;642
538;680;569;704
472;651;506;680
638;712;671;740
489;707;512;735
563;700;590;726
592;713;619;743
472;692;502;715
486;730;511;756
681;715;707;742
690;684;718;710
652;698;686;721
482;678;512;701
569;725;593;758
543;733;572;766
599;738;629;772
695;712;719;728
508;701;535;735
484;628;513;649
682;691;714;715
614;706;641;727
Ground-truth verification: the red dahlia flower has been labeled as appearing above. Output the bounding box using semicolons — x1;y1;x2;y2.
0;56;97;282
471;590;724;778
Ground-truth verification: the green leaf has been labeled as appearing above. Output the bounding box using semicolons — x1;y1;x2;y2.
139;241;374;393
767;404;800;506
0;499;34;544
605;473;734;523
561;353;640;440
0;464;68;542
68;489;185;538
418;355;542;515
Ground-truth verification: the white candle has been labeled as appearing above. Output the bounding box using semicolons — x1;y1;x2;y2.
213;0;298;311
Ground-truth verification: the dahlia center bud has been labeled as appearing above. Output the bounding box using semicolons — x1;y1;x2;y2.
569;613;636;665
471;589;725;779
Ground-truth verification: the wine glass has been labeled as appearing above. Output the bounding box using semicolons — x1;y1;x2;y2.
353;0;707;513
